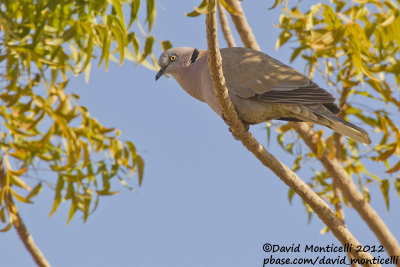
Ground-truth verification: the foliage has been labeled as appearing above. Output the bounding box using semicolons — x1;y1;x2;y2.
186;0;240;17
0;0;167;231
273;0;400;217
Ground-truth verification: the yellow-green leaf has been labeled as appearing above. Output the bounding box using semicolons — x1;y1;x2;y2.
386;160;400;174
138;36;154;64
49;175;65;217
186;0;208;17
110;0;127;33
26;183;43;200
218;0;241;15
110;25;125;65
10;174;30;191
136;156;144;186
268;0;284;10
0;221;13;232
10;188;33;204
161;40;172;51
379;179;390;212
129;0;140;28
146;0;156;31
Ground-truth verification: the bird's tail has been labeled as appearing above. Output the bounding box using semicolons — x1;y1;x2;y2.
290;105;371;144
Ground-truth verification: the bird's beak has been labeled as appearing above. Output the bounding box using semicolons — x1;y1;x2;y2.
155;65;168;81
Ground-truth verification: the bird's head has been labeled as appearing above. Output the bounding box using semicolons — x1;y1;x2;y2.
155;47;201;81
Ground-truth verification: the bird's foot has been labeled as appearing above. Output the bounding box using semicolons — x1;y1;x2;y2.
221;113;229;125
222;113;250;140
229;123;250;140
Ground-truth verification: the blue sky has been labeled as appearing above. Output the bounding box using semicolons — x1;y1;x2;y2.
1;1;399;267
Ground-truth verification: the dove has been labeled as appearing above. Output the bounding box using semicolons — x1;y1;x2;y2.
155;47;371;144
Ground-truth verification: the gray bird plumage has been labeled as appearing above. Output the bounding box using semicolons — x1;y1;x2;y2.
156;47;371;144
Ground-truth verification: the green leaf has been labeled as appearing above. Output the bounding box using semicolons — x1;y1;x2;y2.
49;175;65;217
161;40;172;51
292;154;303;172
0;0;148;226
26;183;43;200
290;46;304;62
288;188;295;204
386;160;400;174
138;36;154;64
110;0;127;33
0;207;5;223
265;121;271;146
286;142;294;154
379;179;390;212
130;32;140;55
268;0;284;10
0;221;13;232
110;139;123;160
186;0;208;17
110;25;126;65
129;0;141;28
80;34;94;73
319;226;329;234
97;191;120;196
136;156;144;186
218;0;241;15
10;174;30;191
363;186;370;203
98;26;111;70
277;133;284;149
395;178;400;199
275;31;292;50
118;176;135;191
10;188;33;204
0;207;6;223
146;0;156;31
67;200;77;224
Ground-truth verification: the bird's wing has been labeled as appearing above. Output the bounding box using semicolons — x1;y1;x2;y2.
220;47;336;105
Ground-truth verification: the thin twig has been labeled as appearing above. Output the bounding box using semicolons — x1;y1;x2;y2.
290;122;400;264
223;0;400;262
0;157;51;267
205;1;377;264
224;0;260;50
217;2;236;47
12;200;51;267
332;138;358;267
334;67;358;267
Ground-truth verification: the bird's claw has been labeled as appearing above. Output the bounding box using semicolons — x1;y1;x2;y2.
222;113;249;140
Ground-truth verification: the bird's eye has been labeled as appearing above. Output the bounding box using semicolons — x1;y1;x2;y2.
170;55;176;61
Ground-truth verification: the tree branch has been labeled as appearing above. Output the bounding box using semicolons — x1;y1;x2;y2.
290;122;400;263
222;0;400;263
0;158;50;267
217;2;236;47
205;1;377;265
224;0;259;50
12;200;51;267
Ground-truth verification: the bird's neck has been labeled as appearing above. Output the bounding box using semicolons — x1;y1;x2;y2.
172;66;205;103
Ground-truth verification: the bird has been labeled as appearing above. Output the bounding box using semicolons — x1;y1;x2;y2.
155;47;371;144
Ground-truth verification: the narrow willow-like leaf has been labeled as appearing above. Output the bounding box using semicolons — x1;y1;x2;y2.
186;0;208;17
218;0;241;15
110;25;125;65
379;179;390;211
129;0;141;28
110;0;127;33
268;0;284;10
146;0;156;31
161;40;172;51
136;156;144;186
49;175;65;217
138;36;154;64
26;183;43;200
